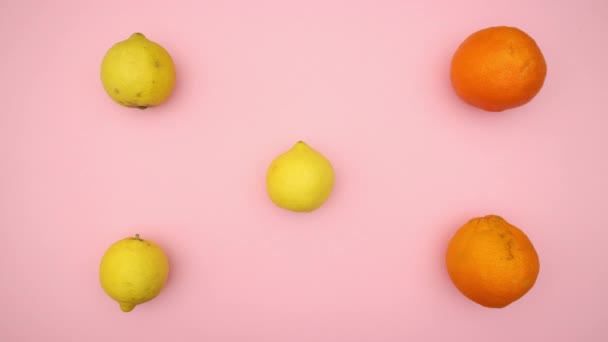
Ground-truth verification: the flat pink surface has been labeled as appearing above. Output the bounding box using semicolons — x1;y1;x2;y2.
1;0;607;341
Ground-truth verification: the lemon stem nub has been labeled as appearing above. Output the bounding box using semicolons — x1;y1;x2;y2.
119;303;136;312
135;234;142;241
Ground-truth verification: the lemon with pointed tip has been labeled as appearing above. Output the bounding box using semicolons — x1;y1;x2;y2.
99;234;169;312
100;33;176;109
266;141;335;212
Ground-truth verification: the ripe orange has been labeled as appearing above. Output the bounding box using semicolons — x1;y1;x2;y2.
450;26;547;112
446;215;540;308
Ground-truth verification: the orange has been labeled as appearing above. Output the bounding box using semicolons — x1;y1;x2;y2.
450;26;547;112
446;215;540;308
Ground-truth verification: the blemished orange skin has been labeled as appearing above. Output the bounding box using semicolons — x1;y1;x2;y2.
446;215;540;308
450;26;547;112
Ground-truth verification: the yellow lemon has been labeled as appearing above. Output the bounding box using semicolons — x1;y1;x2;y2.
100;33;176;109
99;234;169;312
266;141;335;212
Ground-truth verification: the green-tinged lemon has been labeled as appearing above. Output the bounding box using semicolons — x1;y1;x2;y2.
99;234;169;312
100;33;176;109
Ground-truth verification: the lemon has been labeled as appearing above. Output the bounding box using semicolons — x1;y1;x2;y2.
100;33;176;109
266;141;335;212
99;234;169;312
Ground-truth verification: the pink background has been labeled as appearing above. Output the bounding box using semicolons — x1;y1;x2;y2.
1;0;607;341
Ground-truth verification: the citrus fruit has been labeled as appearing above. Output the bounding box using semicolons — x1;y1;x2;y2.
446;215;540;308
99;234;169;312
100;33;176;109
266;141;335;212
450;26;547;112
